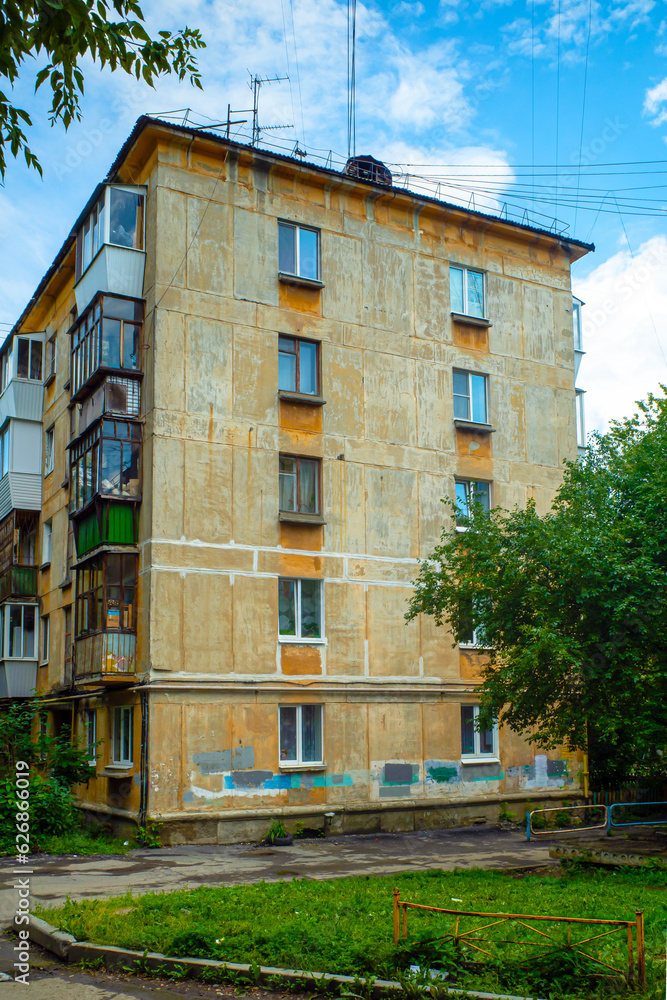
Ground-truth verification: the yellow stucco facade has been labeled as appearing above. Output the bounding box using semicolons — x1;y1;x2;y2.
16;119;590;842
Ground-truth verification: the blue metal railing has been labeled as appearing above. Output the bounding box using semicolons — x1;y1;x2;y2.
526;801;667;839
607;801;667;833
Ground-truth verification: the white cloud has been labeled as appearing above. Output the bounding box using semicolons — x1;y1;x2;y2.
644;77;667;124
379;139;514;214
573;236;667;433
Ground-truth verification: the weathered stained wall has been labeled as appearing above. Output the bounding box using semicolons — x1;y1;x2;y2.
27;125;586;838
138;135;583;834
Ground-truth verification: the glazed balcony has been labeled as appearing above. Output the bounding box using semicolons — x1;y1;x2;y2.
73;184;146;315
70;293;143;402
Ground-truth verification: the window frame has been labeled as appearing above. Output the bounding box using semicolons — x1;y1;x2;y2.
3;604;38;659
576;389;586;450
69;416;142;514
75;186;146;282
449;264;486;320
453;369;490;425
42;520;52;565
458;598;490;650
75;552;138;639
279;704;324;767
69;293;144;400
278;577;324;643
112;705;133;766
460;704;499;762
455;479;492;528
44;426;55;477
40;614;49;664
16;337;43;382
278;335;321;397
573;298;584;352
0;425;10;478
86;709;97;766
64;605;73;682
278;221;321;281
46;334;57;382
279;454;321;516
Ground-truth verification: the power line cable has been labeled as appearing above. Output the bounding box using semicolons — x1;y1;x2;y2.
555;0;561;219
574;0;593;232
289;0;306;145
531;0;535;209
280;0;299;142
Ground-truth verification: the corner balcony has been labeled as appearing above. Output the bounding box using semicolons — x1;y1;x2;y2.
75;632;137;685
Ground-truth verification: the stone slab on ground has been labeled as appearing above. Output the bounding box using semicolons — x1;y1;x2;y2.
548;829;667;868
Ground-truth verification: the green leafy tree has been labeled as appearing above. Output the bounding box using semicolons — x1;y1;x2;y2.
406;392;667;785
0;698;95;848
0;0;205;178
0;697;94;785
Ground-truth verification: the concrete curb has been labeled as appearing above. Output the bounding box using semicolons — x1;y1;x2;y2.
26;913;542;1000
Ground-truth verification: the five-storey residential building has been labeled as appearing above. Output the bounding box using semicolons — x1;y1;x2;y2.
8;117;592;842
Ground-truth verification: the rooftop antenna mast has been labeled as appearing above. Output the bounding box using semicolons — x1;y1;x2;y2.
247;72;290;146
347;0;357;158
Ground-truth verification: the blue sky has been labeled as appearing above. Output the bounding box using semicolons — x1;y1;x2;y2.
2;0;667;431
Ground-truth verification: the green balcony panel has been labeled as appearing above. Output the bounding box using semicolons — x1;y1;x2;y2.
75;502;137;557
0;566;38;602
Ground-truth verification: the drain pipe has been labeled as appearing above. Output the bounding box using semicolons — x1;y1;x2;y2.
139;688;149;829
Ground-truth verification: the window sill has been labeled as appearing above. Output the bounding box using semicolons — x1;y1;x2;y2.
63;379;71;392
459;645;491;652
461;756;500;765
102;765;133;776
39;561;51;571
278;390;326;407
451;312;492;328
278;272;324;289
279;763;326;771
44;372;56;388
454;419;496;433
278;636;327;645
279;512;326;525
59;578;73;590
455;526;468;533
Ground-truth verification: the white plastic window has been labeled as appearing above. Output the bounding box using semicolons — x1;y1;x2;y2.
450;265;485;318
279;704;323;765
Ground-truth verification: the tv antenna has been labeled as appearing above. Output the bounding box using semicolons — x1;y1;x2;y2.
242;72;292;146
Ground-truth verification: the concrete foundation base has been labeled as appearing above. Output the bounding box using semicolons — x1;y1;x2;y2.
80;790;581;846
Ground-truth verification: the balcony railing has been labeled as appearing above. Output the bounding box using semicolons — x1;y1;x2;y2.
75;631;136;683
0;565;38;602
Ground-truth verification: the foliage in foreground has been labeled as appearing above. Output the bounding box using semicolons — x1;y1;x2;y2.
40;865;667;997
1;0;205;178
406;392;667;785
0;698;95;851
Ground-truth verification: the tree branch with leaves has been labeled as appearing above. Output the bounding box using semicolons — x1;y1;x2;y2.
406;391;667;786
0;0;205;178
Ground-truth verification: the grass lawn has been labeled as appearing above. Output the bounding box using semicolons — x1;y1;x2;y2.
0;831;134;857
40;864;667;998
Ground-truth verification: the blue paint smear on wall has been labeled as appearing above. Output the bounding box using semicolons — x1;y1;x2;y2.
223;772;355;791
